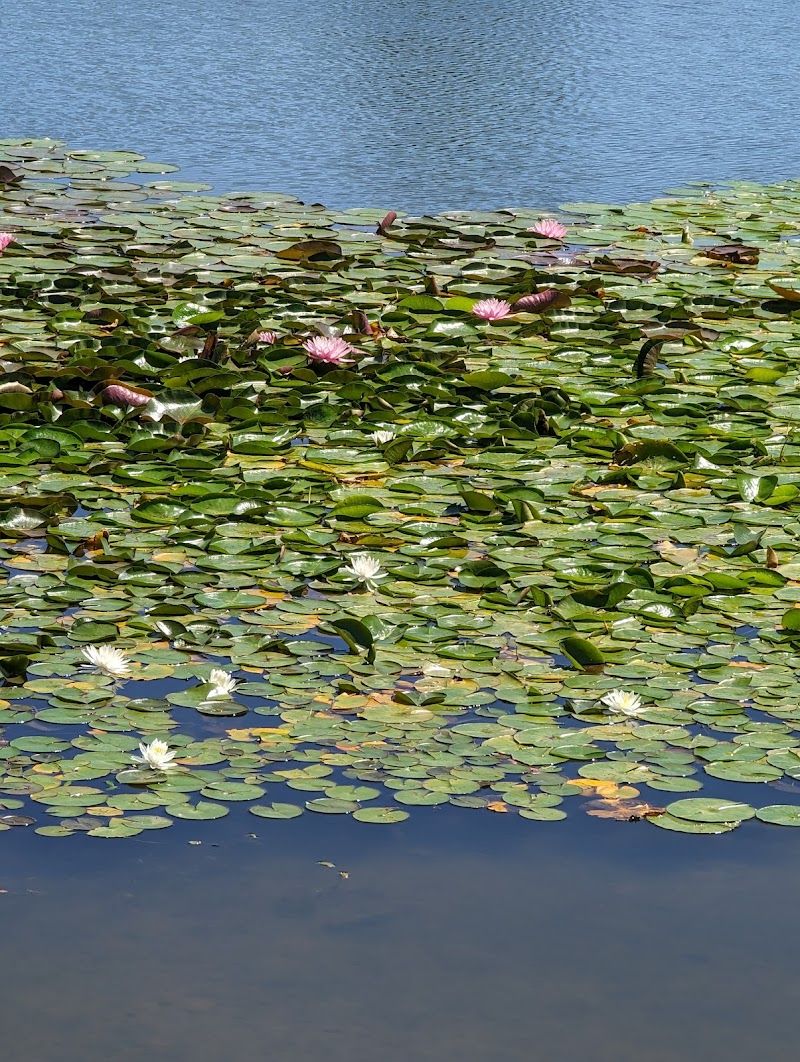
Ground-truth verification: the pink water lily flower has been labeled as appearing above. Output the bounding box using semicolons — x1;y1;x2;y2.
529;219;567;240
472;298;513;322
302;335;354;366
255;330;278;344
0;233;15;253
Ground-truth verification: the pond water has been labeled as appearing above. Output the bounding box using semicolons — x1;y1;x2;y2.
2;0;799;213
2;4;800;1059
3;810;799;1062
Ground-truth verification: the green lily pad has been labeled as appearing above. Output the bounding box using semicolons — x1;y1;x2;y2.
703;762;782;783
122;815;174;829
165;802;229;820
649;814;739;834
755;805;800;826
305;798;359;814
352;807;409;823
249;803;304;819
394;789;450;806
666;798;755;823
324;785;381;801
199;782;265;801
519;807;568;821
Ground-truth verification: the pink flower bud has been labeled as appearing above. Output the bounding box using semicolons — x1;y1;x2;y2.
512;290;559;311
100;383;152;408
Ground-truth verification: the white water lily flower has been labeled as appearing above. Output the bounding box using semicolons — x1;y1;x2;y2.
369;430;396;445
80;644;132;680
600;689;645;717
342;553;386;590
133;739;177;771
206;668;238;699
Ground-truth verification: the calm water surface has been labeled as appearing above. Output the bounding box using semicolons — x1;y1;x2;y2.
3;811;799;1062
2;0;799;213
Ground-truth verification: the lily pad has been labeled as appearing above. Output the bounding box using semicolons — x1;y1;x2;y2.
305;797;359;814
755;805;800;826
352;807;409;823
165;802;229;820
649;814;740;834
249;803;304;819
666;798;755;823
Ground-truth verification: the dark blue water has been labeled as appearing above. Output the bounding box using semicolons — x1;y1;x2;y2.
2;0;799;213
3;810;799;1062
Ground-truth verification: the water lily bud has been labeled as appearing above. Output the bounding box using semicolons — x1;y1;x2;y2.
512;290;559;311
100;383;152;408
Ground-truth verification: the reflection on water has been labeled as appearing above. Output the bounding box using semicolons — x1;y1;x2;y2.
2;0;799;213
2;811;798;1062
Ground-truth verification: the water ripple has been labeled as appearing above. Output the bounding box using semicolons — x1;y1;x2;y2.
1;0;798;212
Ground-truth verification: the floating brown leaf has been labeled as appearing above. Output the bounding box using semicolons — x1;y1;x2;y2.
590;255;661;277
200;331;221;362
585;799;665;821
767;279;800;302
0;165;22;187
275;239;342;262
351;310;372;335
703;244;759;265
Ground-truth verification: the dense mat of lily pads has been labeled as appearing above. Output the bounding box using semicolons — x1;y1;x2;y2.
3;139;800;837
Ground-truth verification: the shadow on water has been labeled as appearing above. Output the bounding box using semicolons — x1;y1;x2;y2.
2;807;798;1062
